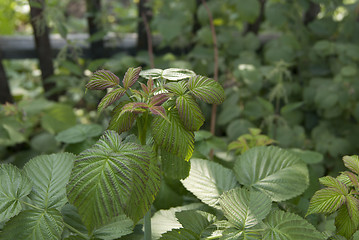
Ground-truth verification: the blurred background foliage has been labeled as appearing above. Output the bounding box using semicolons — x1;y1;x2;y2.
1;0;359;179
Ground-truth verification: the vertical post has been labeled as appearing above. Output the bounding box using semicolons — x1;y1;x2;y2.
303;1;320;25
29;0;58;101
137;0;152;51
86;0;105;59
0;50;13;104
244;0;266;34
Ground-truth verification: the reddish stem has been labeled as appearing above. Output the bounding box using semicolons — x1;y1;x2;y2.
141;12;154;68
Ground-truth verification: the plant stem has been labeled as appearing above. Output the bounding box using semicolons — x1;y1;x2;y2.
137;112;152;240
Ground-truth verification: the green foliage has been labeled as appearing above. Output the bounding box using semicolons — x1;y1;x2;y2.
307;155;359;239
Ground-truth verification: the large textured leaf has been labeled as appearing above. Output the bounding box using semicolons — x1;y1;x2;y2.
219;188;271;229
123;66;141;89
176;93;205;131
61;204;88;236
234;146;309;202
306;188;347;216
67;130;157;230
181;159;238;209
263;210;325;240
93;214;134;240
319;176;348;190
221;228;263;240
0;208;64;240
98;87;126;112
175;210;217;236
0;164;32;221
56;124;103;144
108;102;136;134
187;75;225;104
162;68;196;81
161;149;191;180
343;155;359;174
23;153;75;209
86;70;119;90
152;108;194;161
151;203;204;239
125;149;161;223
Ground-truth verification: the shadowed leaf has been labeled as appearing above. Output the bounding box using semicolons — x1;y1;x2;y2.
108;102;136;134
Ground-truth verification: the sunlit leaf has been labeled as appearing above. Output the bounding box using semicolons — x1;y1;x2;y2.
181;159;238;209
86;70;119;90
319;176;348;191
0;164;32;222
176;93;205;131
343;155;359;174
162;68;196;81
67;130;158;230
140;68;163;79
98;87;126;112
188;75;225;104
152;108;194;161
307;188;346;216
234;146;309;202
123;66;142;89
219;188;271;229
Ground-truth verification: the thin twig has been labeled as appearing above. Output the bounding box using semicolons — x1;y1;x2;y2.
141;12;154;68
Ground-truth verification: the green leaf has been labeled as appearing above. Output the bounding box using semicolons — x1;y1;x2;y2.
41;104;77;134
175;210;217;236
0;208;64;240
335;205;358;239
219;188;271;229
159;228;198;239
108;102;136;134
289;149;323;164
188;75;225;104
343;155;359;174
346;195;359;226
232;0;260;23
56;124;103;144
86;70;119;90
149;106;168;121
306;188;347;216
123;66;142;89
162;68;196;81
67;130;159;230
234;146;309;202
176;93;205;131
221;228;262;240
125;149;161;223
161;149;191;180
152;108;194;161
165;81;188;96
98;87;126;112
0;164;32;221
23;153;75;209
150;93;171;106
93;214;134;240
61;204;88;236
151;203;205;239
181;159;238;209
263;210;325;240
319;176;348;191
